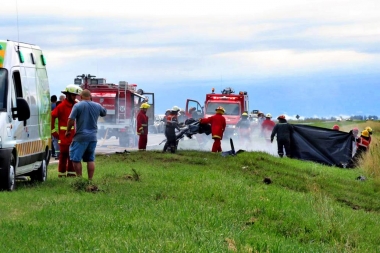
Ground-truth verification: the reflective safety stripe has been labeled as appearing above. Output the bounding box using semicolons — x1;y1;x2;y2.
212;135;222;139
67;172;77;175
139;127;143;130
52;129;57;133
141;124;147;126
60;126;74;130
58;172;66;176
58;140;61;144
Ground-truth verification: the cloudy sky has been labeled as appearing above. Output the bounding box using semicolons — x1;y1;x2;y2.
3;0;380;118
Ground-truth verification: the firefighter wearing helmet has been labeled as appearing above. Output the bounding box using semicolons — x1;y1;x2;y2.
236;112;251;149
51;84;82;177
199;106;226;152
365;126;373;144
163;106;181;153
349;129;371;168
270;115;294;158
261;113;275;144
136;102;150;150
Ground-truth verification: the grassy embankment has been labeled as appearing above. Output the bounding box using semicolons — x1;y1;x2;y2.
0;121;379;252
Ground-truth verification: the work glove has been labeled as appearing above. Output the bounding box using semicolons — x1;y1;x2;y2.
270;139;273;143
52;132;59;139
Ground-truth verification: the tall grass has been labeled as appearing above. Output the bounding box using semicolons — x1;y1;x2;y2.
358;122;380;179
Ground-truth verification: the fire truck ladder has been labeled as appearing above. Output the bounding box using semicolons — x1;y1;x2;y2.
117;81;128;124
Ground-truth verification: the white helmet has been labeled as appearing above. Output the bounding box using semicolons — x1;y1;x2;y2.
266;113;272;118
171;106;180;112
62;84;82;95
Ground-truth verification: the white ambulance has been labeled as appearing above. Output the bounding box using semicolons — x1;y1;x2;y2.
0;40;51;191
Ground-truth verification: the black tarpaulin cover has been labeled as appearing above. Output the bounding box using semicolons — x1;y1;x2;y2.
291;124;353;167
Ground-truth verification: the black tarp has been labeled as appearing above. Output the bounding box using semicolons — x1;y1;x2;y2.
290;124;353;167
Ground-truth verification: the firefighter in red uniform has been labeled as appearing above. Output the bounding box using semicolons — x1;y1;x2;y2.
261;113;276;143
136;102;150;150
349;129;371;167
51;84;82;177
199;106;226;152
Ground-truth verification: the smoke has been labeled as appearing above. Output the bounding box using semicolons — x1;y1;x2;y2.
146;130;278;156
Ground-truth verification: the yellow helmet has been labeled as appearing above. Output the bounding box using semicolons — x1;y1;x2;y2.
242;112;248;116
215;106;225;112
62;84;82;95
365;126;373;134
361;130;370;137
140;103;150;109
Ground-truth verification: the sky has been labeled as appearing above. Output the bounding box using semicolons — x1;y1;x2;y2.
2;0;380;119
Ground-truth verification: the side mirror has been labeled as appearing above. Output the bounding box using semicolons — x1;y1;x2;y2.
13;97;31;121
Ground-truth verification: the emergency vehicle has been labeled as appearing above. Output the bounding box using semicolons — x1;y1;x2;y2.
0;40;51;191
74;75;155;147
185;87;249;137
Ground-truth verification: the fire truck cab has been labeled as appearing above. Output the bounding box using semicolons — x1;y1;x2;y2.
74;75;155;147
185;87;249;137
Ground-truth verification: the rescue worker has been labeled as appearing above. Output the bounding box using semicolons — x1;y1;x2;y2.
270;115;293;158
349;129;371;167
351;127;359;157
177;109;187;126
199;106;226;152
163;109;171;124
365;126;373;143
51;84;82;177
332;125;340;131
163;106;181;153
136;102;150;150
236;112;251;148
189;107;199;120
261;113;276;143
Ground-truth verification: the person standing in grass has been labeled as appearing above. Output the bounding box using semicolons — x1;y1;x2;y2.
163;106;181;153
52;85;82;177
66;89;107;180
136;102;150;151
261;113;276;144
270;115;294;158
365;126;373;143
349;129;371;167
236;112;251;149
199;106;226;152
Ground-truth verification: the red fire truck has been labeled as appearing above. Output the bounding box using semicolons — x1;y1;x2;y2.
185;87;249;137
74;74;155;147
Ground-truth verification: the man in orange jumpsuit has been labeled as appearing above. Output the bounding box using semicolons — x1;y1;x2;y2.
199;106;226;152
51;84;82;177
136;102;150;150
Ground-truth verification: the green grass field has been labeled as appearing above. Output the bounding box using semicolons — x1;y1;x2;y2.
0;120;378;252
1;148;380;252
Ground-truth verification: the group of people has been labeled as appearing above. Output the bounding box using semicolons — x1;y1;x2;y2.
350;126;372;167
235;112;292;157
51;85;107;180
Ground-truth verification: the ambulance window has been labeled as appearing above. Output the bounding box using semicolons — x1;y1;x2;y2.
11;71;23;108
0;69;7;110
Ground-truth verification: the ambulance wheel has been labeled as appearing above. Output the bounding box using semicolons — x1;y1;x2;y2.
0;153;16;191
31;159;47;182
